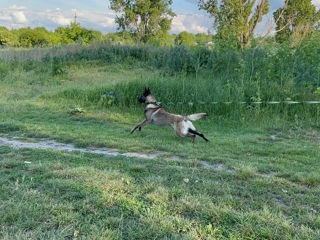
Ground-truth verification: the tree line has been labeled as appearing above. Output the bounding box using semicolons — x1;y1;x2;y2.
0;23;102;48
110;0;320;47
0;23;212;48
0;0;319;48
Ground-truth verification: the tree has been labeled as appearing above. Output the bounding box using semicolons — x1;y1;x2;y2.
47;32;63;46
147;32;174;46
274;0;320;43
175;31;195;46
195;33;212;45
0;27;19;47
15;27;49;47
198;0;270;48
55;23;102;45
110;0;176;43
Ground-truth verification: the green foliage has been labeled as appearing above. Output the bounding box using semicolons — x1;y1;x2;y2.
47;31;63;46
0;52;320;238
0;61;9;78
147;32;174;47
315;87;320;98
194;33;212;45
51;57;66;76
110;0;176;43
0;27;19;47
175;31;195;46
67;106;85;115
15;27;49;47
1;38;320;121
0;24;103;48
274;0;320;43
103;32;122;44
0;24;216;48
55;23;100;45
198;0;270;48
1;26;320;239
0;137;319;239
99;89;120;106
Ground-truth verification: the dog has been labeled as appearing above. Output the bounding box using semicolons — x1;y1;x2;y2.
130;88;209;143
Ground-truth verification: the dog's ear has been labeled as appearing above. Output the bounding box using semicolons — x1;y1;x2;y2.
143;87;151;97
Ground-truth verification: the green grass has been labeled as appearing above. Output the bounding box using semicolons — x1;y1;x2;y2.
0;60;320;239
1;42;320;107
1;145;319;239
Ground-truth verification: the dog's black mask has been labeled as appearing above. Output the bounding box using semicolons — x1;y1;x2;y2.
138;96;146;103
138;88;151;103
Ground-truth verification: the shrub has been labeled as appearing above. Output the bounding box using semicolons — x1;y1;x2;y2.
0;61;9;79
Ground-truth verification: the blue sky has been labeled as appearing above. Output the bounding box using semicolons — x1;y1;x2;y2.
0;0;319;34
1;0;200;13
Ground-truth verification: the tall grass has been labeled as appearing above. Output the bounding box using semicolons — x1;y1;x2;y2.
1;40;319;123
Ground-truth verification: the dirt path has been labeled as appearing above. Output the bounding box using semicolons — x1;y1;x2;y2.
0;136;180;160
0;136;235;171
0;136;278;177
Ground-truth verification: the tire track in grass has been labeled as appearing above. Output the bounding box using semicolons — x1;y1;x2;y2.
0;136;281;178
0;136;180;160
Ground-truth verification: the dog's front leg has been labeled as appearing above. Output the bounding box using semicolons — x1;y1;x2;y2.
130;119;150;134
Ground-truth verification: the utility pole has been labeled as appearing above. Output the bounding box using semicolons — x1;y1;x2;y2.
74;11;77;24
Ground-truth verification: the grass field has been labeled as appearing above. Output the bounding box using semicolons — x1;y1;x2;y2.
0;55;320;239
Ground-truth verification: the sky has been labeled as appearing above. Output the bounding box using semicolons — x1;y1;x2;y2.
0;0;319;34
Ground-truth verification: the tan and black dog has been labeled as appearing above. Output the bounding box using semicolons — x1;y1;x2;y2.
130;88;209;143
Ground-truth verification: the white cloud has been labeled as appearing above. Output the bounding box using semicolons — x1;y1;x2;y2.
77;10;115;28
100;18;115;28
47;13;72;26
171;14;211;34
0;5;28;27
312;0;320;5
8;5;26;10
312;0;320;8
11;11;27;23
0;5;211;34
0;5;117;32
0;15;12;22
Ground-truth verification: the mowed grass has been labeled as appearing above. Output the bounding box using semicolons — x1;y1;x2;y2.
0;63;320;239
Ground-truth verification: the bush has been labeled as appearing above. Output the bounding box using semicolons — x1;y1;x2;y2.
51;57;66;76
0;27;19;47
0;61;9;79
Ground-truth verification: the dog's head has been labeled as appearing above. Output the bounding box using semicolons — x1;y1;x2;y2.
138;88;152;103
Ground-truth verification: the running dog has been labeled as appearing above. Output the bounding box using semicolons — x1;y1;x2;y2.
130;88;209;143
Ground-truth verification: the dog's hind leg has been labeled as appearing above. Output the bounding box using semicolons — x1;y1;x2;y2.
130;119;150;134
188;129;209;142
191;135;196;143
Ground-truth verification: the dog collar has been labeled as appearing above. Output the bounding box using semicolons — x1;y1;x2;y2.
146;101;161;106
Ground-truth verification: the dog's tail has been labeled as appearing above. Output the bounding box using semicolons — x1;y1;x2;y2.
187;113;208;121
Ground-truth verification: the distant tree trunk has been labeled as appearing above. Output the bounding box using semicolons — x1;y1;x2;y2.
110;0;175;43
274;0;320;44
198;0;270;48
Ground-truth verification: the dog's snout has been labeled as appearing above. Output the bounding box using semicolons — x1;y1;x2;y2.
138;96;145;103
